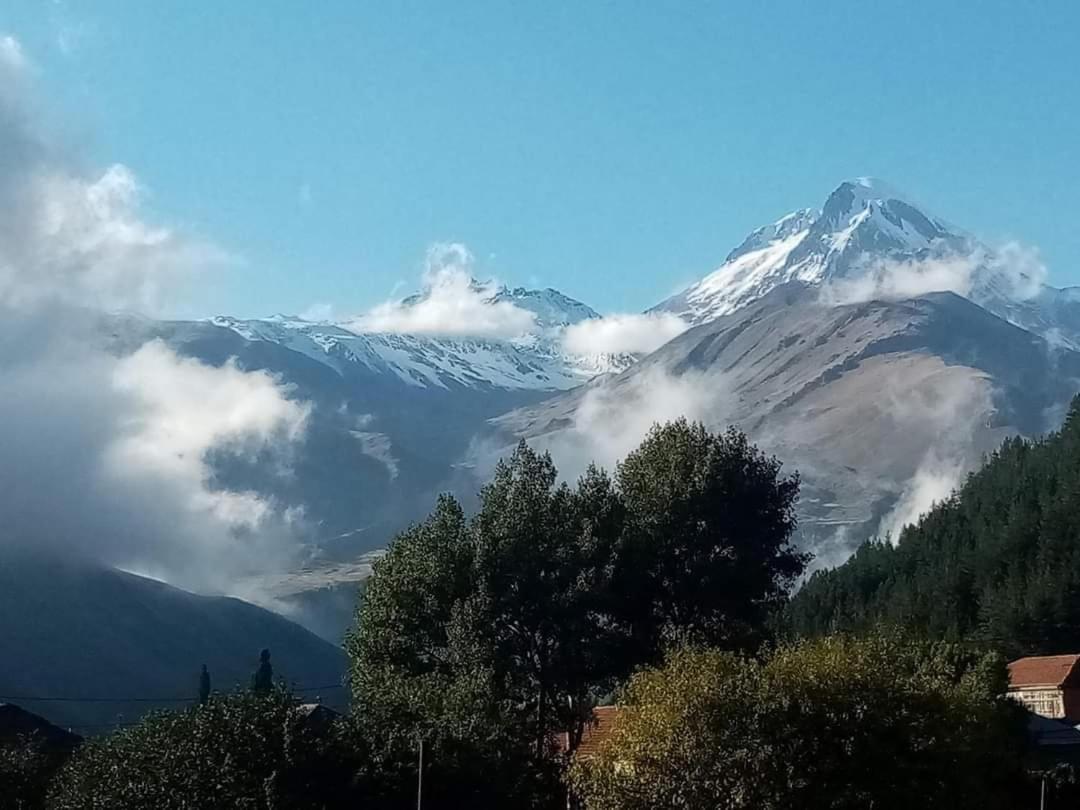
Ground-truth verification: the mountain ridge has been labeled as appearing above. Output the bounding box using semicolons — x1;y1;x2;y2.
652;178;1079;351
0;551;346;733
490;282;1080;565
90;177;1080;634
204;281;632;393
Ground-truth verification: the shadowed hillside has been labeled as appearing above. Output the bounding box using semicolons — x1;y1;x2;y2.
0;552;346;733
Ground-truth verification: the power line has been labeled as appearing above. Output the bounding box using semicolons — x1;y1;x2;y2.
0;683;347;704
64;721;141;730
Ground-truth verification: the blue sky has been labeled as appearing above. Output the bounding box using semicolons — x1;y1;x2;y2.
4;1;1079;318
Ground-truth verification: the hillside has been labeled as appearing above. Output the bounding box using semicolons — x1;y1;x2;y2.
786;396;1080;656
490;284;1080;562
98;283;624;560
0;552;346;733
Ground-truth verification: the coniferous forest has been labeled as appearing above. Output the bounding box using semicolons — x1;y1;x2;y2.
787;396;1080;657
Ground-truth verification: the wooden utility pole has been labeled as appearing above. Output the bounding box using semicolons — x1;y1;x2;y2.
417;736;424;810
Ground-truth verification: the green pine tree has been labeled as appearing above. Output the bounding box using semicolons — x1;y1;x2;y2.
252;649;273;694
198;664;211;705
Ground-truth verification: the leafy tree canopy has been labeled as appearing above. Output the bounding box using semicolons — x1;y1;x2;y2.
48;689;363;810
1;734;56;810
346;420;804;806
568;634;1029;810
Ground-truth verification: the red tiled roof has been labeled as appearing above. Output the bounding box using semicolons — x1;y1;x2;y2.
558;706;622;759
1008;655;1080;689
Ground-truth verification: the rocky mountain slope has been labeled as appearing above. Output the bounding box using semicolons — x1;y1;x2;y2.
97;178;1080;626
490;179;1080;565
99;283;622;562
493;283;1080;565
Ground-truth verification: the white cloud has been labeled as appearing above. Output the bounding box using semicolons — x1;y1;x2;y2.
993;241;1047;300
107;340;310;533
562;312;689;355
47;1;94;58
0;33;232;314
521;366;722;483
876;453;964;543
347;242;537;338
0;163;234;313
0;34;27;71
0;37;234;316
299;302;335;322
821;253;978;305
0;327;312;593
820;242;1047;306
0;34;311;594
874;372;991;542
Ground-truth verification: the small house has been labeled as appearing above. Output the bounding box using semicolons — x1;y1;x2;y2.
1007;654;1080;722
556;705;622;759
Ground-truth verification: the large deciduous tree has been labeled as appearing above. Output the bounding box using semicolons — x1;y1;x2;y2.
615;420;804;659
568;635;1029;810
48;689;363;810
347;420;806;802
348;447;622;806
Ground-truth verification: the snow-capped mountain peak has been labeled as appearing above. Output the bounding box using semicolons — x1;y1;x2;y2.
815;178;955;251
207;283;629;393
723;208;817;264
651;177;1080;351
819;177;908;225
653;178;970;323
397;277;600;333
204;178;1078;396
488;285;600;330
